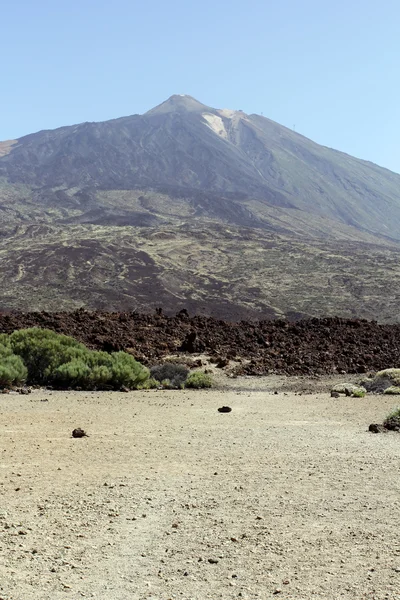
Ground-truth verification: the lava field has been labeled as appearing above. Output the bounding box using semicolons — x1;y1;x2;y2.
0;309;399;376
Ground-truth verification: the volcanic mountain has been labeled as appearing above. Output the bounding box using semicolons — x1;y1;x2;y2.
1;95;400;320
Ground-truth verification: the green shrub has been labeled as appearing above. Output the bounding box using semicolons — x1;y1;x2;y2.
51;359;92;388
352;389;366;398
150;363;189;389
0;335;11;351
0;354;28;387
108;352;149;390
185;371;213;389
7;328;149;390
10;328;86;384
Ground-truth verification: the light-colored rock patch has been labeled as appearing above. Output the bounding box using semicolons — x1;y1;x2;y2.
202;113;228;139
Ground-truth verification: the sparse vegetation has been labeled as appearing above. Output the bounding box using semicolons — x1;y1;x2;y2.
383;386;400;395
150;363;189;389
362;369;400;393
137;377;159;390
331;383;366;396
185;371;213;389
385;406;400;419
383;406;400;431
352;389;366;398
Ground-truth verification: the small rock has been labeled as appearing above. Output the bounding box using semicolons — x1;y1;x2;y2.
331;391;340;398
208;558;219;564
218;406;232;413
72;428;88;438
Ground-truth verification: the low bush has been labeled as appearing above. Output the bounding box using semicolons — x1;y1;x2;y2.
383;386;400;395
385;406;400;419
0;328;149;390
185;371;213;389
10;328;87;384
352;389;366;398
150;363;189;389
0;354;28;387
137;377;159;390
383;406;400;430
107;351;149;390
51;359;93;388
376;369;400;386
362;369;400;393
332;383;366;395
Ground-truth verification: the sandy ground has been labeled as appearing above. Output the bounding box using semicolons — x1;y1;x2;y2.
0;375;399;600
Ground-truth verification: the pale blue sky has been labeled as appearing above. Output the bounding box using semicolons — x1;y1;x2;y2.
1;0;399;173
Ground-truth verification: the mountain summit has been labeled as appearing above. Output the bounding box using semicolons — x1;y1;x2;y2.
146;94;211;115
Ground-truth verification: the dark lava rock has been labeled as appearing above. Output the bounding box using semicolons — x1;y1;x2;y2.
1;310;400;377
331;391;340;398
179;331;205;353
369;423;387;434
218;406;232;413
216;356;229;368
72;428;88;438
383;417;400;431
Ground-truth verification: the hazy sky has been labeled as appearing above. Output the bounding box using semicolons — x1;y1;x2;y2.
2;0;399;173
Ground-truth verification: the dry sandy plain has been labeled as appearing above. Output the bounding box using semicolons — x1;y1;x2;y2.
0;375;399;600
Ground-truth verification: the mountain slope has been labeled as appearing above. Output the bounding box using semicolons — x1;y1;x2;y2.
1;94;400;240
1;95;400;320
1;222;400;322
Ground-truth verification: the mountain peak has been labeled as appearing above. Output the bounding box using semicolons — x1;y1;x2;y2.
145;94;211;116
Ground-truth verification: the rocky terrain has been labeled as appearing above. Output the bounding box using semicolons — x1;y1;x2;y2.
1;95;400;320
1;310;400;376
1;222;400;321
